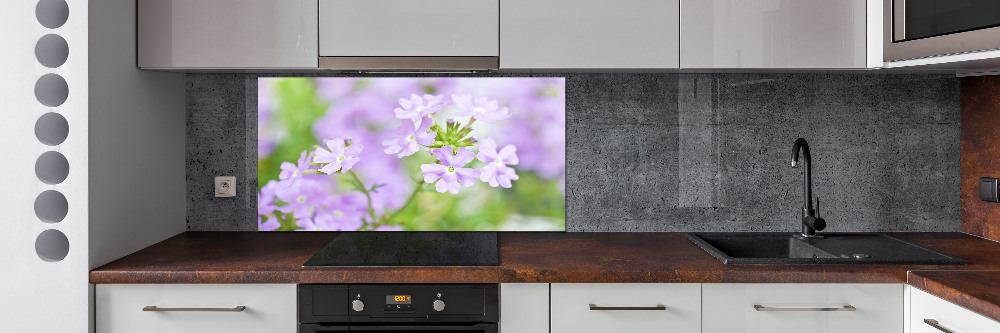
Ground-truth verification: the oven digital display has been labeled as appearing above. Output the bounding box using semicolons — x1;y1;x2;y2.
386;295;412;304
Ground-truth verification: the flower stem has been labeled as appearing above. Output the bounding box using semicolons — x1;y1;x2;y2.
348;170;379;227
387;181;424;224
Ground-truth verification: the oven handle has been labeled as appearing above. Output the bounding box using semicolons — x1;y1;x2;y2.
301;324;498;332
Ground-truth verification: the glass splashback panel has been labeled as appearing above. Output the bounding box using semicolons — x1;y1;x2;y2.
257;77;566;231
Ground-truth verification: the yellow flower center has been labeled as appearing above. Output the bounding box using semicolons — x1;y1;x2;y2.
496;159;504;166
333;210;343;218
447;166;455;173
473;107;486;114
296;195;307;203
406;134;415;141
337;155;345;162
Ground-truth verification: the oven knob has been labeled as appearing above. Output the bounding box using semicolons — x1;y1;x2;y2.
432;299;446;312
351;299;364;312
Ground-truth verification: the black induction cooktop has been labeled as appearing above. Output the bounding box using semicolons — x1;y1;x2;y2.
303;232;499;267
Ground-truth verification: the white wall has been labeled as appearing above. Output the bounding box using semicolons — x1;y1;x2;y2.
0;0;185;331
88;0;186;270
0;0;90;331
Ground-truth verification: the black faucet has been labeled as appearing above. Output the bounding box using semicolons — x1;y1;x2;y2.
791;138;826;237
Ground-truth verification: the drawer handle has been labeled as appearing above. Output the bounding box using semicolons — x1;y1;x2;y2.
589;304;667;311
753;305;856;312
143;306;247;312
924;319;955;333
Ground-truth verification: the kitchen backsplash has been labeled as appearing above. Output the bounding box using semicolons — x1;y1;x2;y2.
187;73;960;232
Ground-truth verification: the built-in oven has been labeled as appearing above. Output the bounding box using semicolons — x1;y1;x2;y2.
884;0;1000;61
299;284;498;333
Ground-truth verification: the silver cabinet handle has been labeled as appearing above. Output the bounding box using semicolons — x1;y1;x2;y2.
753;305;856;312
143;306;246;312
924;319;955;333
589;304;666;311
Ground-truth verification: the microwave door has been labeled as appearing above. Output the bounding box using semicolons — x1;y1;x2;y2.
895;0;1000;42
884;0;1000;61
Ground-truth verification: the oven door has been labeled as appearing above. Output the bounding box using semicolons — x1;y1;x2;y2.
885;0;1000;61
300;323;498;333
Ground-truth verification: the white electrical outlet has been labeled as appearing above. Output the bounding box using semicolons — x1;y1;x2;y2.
215;176;236;197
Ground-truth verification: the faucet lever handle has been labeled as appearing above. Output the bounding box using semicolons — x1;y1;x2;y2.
815;197;820;218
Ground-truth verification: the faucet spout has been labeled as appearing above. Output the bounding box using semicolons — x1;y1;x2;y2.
791;138;825;237
791;138;812;210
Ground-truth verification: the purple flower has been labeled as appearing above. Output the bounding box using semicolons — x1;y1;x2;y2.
477;137;520;188
279;151;312;181
375;225;404;231
451;94;510;122
394;94;448;119
420;146;480;194
294;217;325;231
257;181;279;216
313;199;365;231
258;139;275;158
382;119;436;158
314;93;395;142
275;178;331;219
314;137;363;174
315;78;358;101
257;181;283;229
258;216;280;231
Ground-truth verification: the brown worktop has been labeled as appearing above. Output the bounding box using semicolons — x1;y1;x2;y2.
908;270;1000;323
91;232;1000;285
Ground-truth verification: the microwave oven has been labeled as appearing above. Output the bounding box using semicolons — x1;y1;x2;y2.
884;0;1000;62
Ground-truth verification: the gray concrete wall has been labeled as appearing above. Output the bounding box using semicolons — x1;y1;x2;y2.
187;73;960;232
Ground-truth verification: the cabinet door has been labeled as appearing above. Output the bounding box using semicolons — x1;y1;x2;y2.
319;0;499;57
138;0;318;68
681;0;868;68
96;284;297;333
551;283;700;333
911;287;1000;333
501;0;680;68
500;284;549;333
702;283;903;333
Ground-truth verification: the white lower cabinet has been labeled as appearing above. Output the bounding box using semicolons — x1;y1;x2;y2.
702;283;903;333
551;283;702;333
97;282;1000;333
500;283;550;333
95;284;297;333
910;287;1000;333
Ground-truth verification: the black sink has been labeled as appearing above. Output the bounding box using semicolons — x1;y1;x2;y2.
686;233;966;265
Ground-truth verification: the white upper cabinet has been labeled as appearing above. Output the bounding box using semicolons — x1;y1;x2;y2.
319;0;499;57
134;1;886;69
500;0;680;69
137;0;318;69
681;0;874;68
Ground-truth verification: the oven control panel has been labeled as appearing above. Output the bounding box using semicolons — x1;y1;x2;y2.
299;284;498;323
384;294;414;312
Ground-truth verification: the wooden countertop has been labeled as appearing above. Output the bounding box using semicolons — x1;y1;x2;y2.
908;270;1000;323
90;231;1000;284
90;232;1000;322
